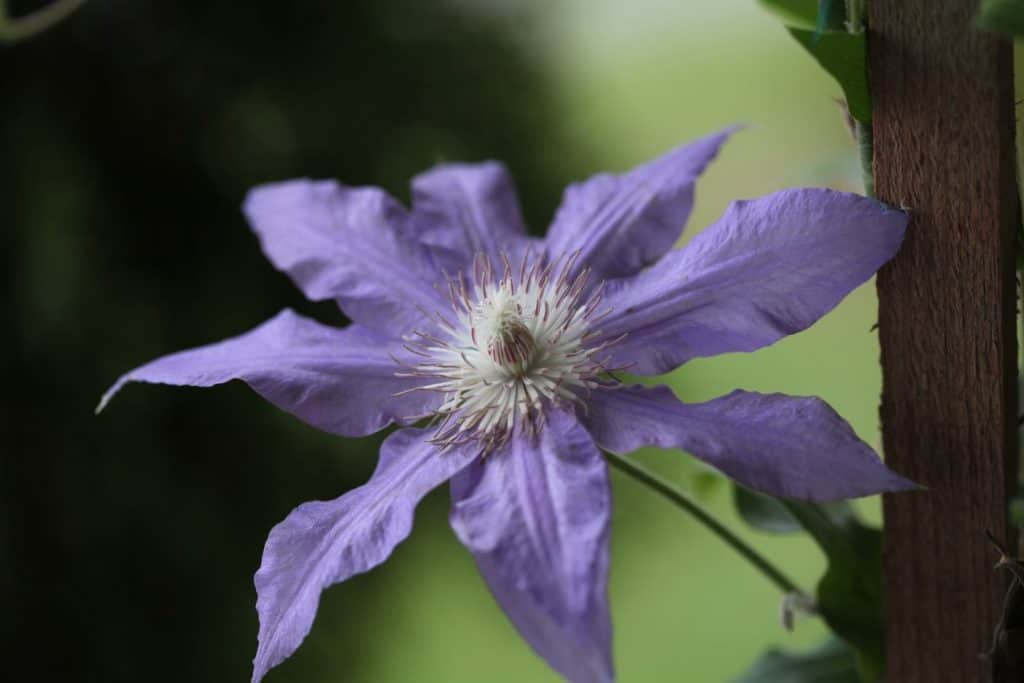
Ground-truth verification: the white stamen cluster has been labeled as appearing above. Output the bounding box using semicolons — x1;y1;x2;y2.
397;251;622;453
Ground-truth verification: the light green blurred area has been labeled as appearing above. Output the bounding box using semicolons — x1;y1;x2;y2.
313;2;882;681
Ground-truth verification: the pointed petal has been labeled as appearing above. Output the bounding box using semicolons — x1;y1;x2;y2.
410;160;533;267
252;428;476;682
450;410;613;683
596;189;908;375
98;310;439;437
585;385;917;502
244;180;449;336
544;127;736;281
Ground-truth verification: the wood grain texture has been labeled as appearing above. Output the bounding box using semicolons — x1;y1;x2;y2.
870;1;1019;681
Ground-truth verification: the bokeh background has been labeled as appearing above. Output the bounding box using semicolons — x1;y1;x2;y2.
4;0;903;680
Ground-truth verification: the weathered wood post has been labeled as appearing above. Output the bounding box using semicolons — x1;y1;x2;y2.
870;1;1019;679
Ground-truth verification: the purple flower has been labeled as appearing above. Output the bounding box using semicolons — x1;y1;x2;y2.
99;127;914;683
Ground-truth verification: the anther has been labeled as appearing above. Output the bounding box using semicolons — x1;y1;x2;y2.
487;318;536;368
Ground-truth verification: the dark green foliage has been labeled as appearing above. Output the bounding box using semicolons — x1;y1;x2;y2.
757;1;871;124
1011;495;1024;528
977;0;1024;38
787;28;871;123
733;638;860;683
732;486;884;682
756;0;846;32
733;485;804;534
756;0;822;29
815;0;848;35
780;502;884;682
733;485;853;535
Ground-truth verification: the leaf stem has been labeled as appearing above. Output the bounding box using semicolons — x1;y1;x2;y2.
603;450;801;595
0;0;86;44
856;120;874;197
846;0;873;198
846;0;865;34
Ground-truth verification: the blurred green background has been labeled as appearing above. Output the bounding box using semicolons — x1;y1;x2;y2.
4;0;895;680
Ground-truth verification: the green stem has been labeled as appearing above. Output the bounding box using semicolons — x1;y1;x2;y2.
0;0;86;44
856;120;874;198
603;450;801;595
847;0;873;197
846;0;865;34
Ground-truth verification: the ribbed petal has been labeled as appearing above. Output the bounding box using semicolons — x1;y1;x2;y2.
410;160;534;268
595;189;908;375
543;127;736;282
585;385;916;502
252;428;477;682
449;410;613;683
98;310;439;438
244;180;449;336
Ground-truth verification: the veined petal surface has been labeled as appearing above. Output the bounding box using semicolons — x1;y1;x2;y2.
585;384;916;502
244;179;449;336
450;410;613;683
596;189;908;375
252;428;476;682
544;127;736;282
410;160;533;268
98;310;437;437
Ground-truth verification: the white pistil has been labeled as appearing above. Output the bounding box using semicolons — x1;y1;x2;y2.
397;250;620;452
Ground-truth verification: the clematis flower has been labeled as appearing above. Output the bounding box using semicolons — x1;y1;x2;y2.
99;127;914;683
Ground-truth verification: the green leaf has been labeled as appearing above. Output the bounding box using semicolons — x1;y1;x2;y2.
787;28;871;123
732;488;878;677
815;0;848;35
756;0;819;29
732;487;881;679
734;638;861;683
977;0;1024;39
756;0;846;32
733;486;803;533
1011;495;1024;529
733;485;854;535
1009;473;1024;528
782;501;884;682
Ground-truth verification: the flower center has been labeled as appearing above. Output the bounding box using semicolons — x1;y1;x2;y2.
481;292;536;370
488;316;536;369
397;251;620;452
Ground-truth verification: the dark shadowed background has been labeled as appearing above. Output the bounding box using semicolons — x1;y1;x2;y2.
3;1;910;680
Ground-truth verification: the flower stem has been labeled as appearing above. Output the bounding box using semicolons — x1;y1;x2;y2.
603;450;801;595
0;0;86;44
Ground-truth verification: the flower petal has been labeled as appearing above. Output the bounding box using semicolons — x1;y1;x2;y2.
98;309;439;437
244;179;449;336
252;428;476;683
544;127;736;281
596;189;908;375
410;160;533;267
585;384;916;502
449;410;613;683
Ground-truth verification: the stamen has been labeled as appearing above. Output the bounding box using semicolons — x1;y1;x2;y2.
396;250;624;452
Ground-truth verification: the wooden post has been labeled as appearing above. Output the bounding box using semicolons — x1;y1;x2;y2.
870;1;1019;680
